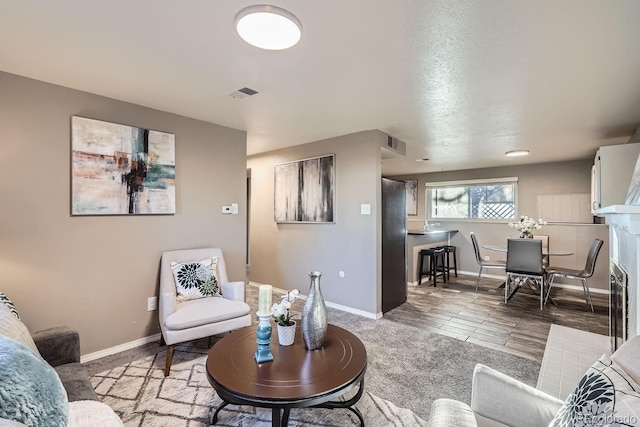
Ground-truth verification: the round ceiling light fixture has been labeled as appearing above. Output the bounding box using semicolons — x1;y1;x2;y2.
235;5;302;50
505;150;530;157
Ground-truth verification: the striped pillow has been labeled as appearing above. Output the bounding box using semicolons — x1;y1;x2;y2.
0;303;39;355
0;292;19;319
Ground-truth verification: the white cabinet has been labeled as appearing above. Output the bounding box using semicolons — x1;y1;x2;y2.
591;143;640;214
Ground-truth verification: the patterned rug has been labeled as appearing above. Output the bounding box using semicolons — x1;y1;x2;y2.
91;339;428;426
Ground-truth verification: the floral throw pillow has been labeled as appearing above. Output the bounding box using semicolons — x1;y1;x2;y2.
549;354;640;426
170;257;221;301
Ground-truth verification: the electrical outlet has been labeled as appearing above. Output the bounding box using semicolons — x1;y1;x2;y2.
484;255;490;261
147;297;157;311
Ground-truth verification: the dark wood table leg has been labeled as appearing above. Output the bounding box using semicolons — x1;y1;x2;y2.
316;378;366;426
281;408;291;426
211;401;229;424
272;407;281;427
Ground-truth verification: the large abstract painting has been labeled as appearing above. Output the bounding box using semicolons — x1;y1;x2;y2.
274;154;335;223
71;116;176;215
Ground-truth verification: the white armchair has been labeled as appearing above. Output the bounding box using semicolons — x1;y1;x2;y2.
159;248;252;376
426;335;640;427
426;364;564;427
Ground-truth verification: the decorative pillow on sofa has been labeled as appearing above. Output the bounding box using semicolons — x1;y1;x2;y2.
170;257;221;301
549;354;640;426
0;303;40;355
0;292;19;319
0;335;69;427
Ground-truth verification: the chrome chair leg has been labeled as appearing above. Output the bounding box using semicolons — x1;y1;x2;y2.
581;278;594;312
475;268;483;292
539;277;544;311
504;274;510;303
544;274;555;304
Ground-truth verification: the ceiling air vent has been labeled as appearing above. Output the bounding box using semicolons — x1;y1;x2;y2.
229;87;259;99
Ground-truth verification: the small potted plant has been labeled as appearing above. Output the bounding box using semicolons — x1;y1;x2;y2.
272;289;299;346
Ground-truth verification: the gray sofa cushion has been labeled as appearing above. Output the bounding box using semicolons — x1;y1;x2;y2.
55;363;98;402
33;326;98;402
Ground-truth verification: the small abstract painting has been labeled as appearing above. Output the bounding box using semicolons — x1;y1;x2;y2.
71;116;176;215
405;179;418;215
274;154;335;223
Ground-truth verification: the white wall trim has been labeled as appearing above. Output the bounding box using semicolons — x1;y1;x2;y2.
248;282;380;319
81;333;161;363
425;177;518;187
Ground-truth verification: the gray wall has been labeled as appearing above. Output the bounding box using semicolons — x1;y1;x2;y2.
247;131;384;316
0;72;247;354
393;160;610;292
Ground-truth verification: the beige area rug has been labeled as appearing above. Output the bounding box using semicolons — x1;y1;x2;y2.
91;340;428;426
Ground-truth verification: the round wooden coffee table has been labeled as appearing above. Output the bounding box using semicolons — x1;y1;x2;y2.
206;323;367;427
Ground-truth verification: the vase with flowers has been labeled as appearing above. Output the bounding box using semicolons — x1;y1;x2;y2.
272;289;299;346
508;215;547;239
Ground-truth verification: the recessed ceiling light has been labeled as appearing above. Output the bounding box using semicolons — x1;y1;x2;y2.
415;158;430;162
505;150;530;157
235;5;302;50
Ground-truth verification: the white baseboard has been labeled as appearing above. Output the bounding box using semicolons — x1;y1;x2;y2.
81;333;161;363
248;282;380;319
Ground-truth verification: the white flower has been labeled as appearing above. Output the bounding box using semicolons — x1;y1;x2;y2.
271;289;299;326
508;215;546;234
286;289;299;303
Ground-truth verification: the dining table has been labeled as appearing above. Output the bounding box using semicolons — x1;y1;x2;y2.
481;244;574;257
481;244;574;302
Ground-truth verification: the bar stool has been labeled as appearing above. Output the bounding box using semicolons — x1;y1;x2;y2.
417;247;447;286
442;245;458;280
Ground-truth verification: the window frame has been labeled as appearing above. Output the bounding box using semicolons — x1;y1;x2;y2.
425;177;519;222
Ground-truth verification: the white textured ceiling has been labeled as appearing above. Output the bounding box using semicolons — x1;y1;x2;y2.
1;0;640;175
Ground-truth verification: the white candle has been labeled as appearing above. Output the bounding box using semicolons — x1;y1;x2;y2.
258;285;272;315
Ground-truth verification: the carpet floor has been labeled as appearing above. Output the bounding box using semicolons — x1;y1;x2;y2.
91;340;428;426
87;284;541;425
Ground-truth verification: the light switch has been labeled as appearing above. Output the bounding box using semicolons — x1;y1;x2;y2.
221;206;232;214
360;204;371;215
231;203;238;214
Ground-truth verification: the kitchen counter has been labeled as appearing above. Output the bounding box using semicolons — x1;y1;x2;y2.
408;229;458;236
407;229;458;284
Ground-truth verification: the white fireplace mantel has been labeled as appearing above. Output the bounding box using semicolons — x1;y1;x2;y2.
596;205;640;235
597;204;640;339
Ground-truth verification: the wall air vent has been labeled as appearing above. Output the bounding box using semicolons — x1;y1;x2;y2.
229;87;259;99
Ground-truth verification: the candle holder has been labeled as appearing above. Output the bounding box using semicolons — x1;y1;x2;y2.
254;313;274;364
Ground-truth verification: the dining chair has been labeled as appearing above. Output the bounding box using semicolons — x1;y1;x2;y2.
544;239;603;312
533;235;549;267
470;232;506;292
505;238;546;310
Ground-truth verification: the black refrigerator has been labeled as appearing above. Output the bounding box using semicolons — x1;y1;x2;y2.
381;177;407;313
